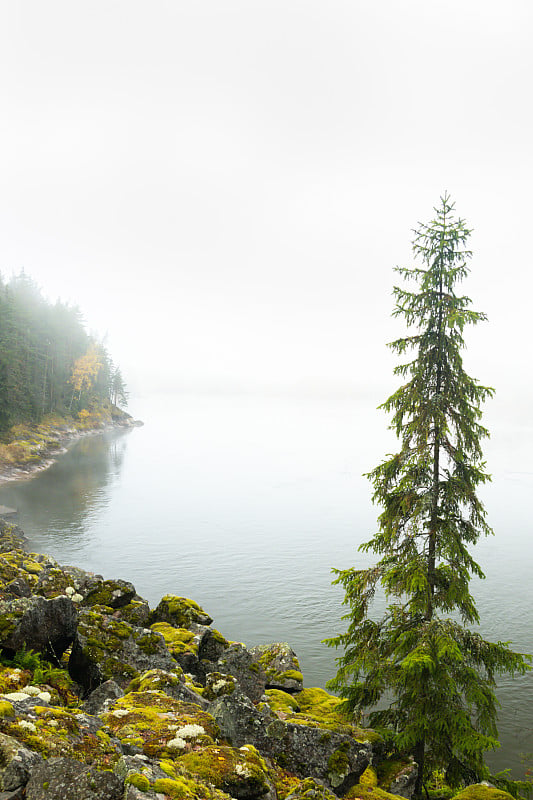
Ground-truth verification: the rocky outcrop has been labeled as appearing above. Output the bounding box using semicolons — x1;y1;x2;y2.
0;523;513;800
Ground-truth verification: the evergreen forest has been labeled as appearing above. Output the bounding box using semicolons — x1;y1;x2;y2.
0;271;127;433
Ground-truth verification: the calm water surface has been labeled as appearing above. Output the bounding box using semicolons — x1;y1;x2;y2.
0;392;531;777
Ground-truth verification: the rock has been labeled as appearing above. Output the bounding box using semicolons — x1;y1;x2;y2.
127;668;211;710
82;680;125;715
68;608;176;694
179;743;276;800
0;522;29;553
113;598;151;627
214;643;267;703
101;690;219;759
149;595;213;627
198;627;230;662
387;759;418;798
211;689;371;795
453;785;516;800
0;595;77;662
286;777;339;800
0;732;43;791
250;642;304;693
3;578;32;599
204;671;237;701
25;757;123;799
82;579;137;610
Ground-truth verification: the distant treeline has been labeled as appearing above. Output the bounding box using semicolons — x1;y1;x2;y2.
0;271;127;432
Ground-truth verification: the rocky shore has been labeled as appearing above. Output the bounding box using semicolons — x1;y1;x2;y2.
0;519;514;800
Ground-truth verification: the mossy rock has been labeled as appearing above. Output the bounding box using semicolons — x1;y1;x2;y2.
69;608;176;693
150;622;197;657
265;688;300;715
453;786;516;800
251;642;303;693
101;691;219;758
149;595;213;628
0;704;120;767
285;776;339;799
82;578;136;609
179;743;274;798
344;784;405;800
204;672;237;701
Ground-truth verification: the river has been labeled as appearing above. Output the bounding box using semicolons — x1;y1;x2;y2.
0;391;531;778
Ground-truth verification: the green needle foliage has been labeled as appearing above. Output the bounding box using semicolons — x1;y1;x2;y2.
326;194;530;796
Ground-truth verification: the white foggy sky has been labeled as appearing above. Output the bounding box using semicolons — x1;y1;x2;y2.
0;1;532;415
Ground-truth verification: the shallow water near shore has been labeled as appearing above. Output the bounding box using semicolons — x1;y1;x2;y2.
0;391;531;778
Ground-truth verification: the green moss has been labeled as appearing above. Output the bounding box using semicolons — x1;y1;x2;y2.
136;632;163;655
179;744;271;797
153;777;196;799
125;772;151;791
0;700;15;717
345;785;404;800
280;669;303;682
150;622;196;656
453;786;515;800
265;689;300;714
328;742;350;777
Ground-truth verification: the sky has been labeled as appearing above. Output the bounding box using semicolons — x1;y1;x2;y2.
0;1;532;422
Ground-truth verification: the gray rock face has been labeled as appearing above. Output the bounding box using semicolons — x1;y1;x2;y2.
0;732;43;791
0;595;77;662
25;757;123;800
69;608;177;694
198;626;230;662
211;690;371;795
214;643;267;703
82;680;125;715
250;642;303;693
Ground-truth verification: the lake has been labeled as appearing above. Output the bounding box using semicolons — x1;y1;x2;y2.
0;391;531;778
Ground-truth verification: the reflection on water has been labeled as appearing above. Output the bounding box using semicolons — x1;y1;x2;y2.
0;429;131;559
0;394;531;778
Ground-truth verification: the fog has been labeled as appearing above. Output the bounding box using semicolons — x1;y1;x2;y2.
0;1;532;425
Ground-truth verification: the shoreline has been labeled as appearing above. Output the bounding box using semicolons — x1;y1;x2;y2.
0;413;143;488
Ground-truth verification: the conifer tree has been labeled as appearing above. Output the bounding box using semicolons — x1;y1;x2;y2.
326;194;529;796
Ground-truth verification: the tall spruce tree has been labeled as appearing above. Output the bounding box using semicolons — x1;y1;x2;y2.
326;194;529;795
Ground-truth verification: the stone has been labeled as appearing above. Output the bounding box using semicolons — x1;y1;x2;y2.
198;627;230;662
286;777;339;800
214;643;267;703
82;579;137;610
149;595;213;627
0;732;43;791
82;680;125;715
68;608;176;694
0;595;77;662
25;757;123;799
250;642;304;693
211;689;371;795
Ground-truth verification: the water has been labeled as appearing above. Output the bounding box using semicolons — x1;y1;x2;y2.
0;391;531;778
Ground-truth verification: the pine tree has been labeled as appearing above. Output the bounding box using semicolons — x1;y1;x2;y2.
326;194;529;796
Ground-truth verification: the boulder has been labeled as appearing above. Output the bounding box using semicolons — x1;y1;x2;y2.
179;743;276;800
82;579;137;610
149;595;213;627
213;643;267;703
0;732;43;792
0;595;77;662
250;642;303;693
68;608;176;694
82;680;125;715
286;777;339;800
24;757;123;800
211;689;371;795
198;627;230;662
